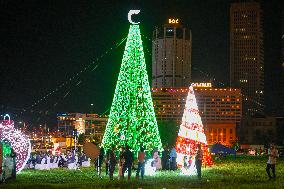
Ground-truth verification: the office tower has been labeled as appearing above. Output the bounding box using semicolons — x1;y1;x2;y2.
230;2;264;115
152;19;192;88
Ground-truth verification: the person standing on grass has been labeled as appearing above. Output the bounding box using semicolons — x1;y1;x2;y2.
169;146;177;170
195;144;203;179
162;146;169;170
266;144;279;180
118;146;125;179
105;149;110;176
152;150;162;170
136;146;146;180
107;146;117;180
95;147;104;177
122;145;134;180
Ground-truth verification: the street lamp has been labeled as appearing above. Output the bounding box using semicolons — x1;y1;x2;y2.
90;104;94;113
90;103;94;134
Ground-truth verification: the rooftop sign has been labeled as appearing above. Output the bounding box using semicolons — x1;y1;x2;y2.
168;18;179;24
191;83;212;88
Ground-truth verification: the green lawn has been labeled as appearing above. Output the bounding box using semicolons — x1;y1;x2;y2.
1;156;284;189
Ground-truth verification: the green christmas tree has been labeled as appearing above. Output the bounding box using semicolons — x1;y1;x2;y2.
102;24;162;153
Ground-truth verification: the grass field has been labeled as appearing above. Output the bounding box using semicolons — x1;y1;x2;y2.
1;156;284;189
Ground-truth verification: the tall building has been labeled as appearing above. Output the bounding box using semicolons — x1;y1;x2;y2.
152;18;192;88
151;83;242;145
230;2;264;116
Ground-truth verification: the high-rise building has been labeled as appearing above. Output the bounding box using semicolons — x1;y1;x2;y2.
151;83;242;145
230;2;264;116
152;18;192;88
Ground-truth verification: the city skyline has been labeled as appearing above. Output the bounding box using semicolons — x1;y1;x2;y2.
0;1;283;127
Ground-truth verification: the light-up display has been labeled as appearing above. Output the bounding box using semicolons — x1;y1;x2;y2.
175;85;213;170
102;24;162;154
168;18;179;24
0;115;31;173
128;10;140;24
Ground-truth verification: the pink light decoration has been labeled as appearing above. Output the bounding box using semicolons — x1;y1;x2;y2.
0;115;31;173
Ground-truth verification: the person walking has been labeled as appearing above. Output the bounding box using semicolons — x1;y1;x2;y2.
136;147;146;180
122;145;134;180
266;144;279;180
107;146;117;180
195;144;203;179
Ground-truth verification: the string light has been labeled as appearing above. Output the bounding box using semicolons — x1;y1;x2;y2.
102;24;163;154
20;36;128;115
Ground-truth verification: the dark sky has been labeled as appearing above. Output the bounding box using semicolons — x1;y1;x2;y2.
0;0;283;127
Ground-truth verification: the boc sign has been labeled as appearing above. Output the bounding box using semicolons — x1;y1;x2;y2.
168;18;179;24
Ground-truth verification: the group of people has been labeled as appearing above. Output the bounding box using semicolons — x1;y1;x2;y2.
93;144;205;180
95;145;146;180
26;143;280;181
27;151;91;170
161;146;178;171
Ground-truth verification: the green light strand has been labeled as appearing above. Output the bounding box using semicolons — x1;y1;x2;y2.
102;25;162;154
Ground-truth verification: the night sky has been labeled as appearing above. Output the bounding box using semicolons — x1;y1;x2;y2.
0;0;283;127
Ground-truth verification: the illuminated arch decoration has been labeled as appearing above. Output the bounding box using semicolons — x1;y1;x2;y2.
175;85;213;173
102;23;162;154
0;114;31;173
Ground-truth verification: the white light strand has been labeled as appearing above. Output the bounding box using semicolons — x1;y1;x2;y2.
22;36;128;114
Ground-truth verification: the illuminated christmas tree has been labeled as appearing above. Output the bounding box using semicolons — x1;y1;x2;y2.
175;85;213;167
102;24;162;153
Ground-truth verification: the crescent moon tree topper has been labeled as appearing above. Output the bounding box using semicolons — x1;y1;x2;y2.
128;10;140;24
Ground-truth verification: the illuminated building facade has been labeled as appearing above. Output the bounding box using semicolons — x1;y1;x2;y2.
230;2;264;115
57;113;107;141
152;18;192;88
151;83;242;145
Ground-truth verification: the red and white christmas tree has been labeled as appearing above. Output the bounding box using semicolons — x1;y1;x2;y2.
175;85;213;167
